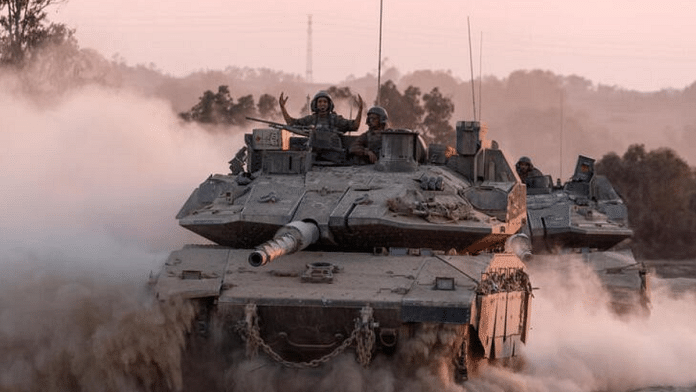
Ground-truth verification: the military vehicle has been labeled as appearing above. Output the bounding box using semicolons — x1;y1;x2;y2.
153;120;533;382
520;155;650;313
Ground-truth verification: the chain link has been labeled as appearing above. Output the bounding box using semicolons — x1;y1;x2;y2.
355;306;376;367
238;304;376;369
355;326;375;367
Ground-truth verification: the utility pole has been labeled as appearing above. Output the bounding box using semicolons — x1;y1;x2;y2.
306;14;313;83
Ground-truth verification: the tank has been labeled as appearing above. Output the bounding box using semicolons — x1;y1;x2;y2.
152;120;533;383
520;155;650;313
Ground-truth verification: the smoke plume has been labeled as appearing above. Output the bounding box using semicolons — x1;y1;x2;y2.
0;71;240;391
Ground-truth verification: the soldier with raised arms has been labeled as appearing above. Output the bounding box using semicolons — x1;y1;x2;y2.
279;90;363;163
279;90;363;133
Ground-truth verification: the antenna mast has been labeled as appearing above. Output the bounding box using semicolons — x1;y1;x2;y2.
478;32;483;121
559;90;564;180
306;15;313;83
467;17;477;121
377;0;384;106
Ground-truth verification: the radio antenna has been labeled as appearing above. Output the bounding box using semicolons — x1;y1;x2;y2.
478;32;483;121
376;0;384;106
559;90;564;180
467;17;477;121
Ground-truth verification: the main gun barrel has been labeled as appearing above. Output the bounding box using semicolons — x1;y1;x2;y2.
248;221;320;267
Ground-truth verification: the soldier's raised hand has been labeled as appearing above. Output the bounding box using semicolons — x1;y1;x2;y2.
279;92;289;108
355;94;364;109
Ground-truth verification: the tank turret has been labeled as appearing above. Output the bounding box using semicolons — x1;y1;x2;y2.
520;155;650;313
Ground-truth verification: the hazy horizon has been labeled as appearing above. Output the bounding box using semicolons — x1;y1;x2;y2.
53;0;696;93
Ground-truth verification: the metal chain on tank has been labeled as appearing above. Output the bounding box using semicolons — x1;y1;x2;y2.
238;304;376;369
355;306;376;367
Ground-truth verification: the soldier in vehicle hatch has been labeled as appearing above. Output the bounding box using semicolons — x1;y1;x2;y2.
279;90;363;163
278;90;363;134
349;106;390;164
516;156;544;183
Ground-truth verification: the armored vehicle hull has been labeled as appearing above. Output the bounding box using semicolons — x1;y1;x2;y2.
522;155;649;313
157;247;531;375
154;121;533;382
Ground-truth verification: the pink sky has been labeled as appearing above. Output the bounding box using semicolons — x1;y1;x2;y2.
53;0;695;91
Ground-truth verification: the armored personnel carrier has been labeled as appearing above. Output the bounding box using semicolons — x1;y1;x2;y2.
521;155;650;313
153;121;532;382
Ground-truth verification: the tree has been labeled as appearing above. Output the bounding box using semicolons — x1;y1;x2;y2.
0;0;73;66
179;85;260;127
377;81;455;144
257;93;279;119
229;94;256;124
597;145;696;259
326;86;353;100
421;87;455;144
298;86;357;115
378;80;424;129
180;85;234;124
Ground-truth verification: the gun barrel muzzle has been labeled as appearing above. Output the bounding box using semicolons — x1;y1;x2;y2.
248;221;320;267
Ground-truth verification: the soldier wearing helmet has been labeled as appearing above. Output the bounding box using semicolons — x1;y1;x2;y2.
349;106;390;164
516;156;544;183
278;90;363;134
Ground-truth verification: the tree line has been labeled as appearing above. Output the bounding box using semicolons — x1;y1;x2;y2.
597;145;696;259
179;82;456;144
178;85;280;125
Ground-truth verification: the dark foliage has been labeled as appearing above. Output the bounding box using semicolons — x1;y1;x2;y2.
378;80;423;129
299;86;358;114
257;93;279;118
378;80;455;144
179;85;258;126
0;0;74;67
326;86;353;100
597;145;696;259
180;86;363;128
422;87;455;144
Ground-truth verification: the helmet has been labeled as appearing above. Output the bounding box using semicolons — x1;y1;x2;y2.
516;156;533;172
366;106;388;125
310;91;334;113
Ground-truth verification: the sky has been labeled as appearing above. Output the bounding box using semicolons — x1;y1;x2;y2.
51;0;696;92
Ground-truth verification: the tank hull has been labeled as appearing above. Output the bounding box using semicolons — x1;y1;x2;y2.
155;246;532;376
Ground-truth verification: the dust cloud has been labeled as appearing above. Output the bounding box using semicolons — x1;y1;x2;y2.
2;71;695;391
0;73;241;391
494;258;696;392
220;259;696;392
